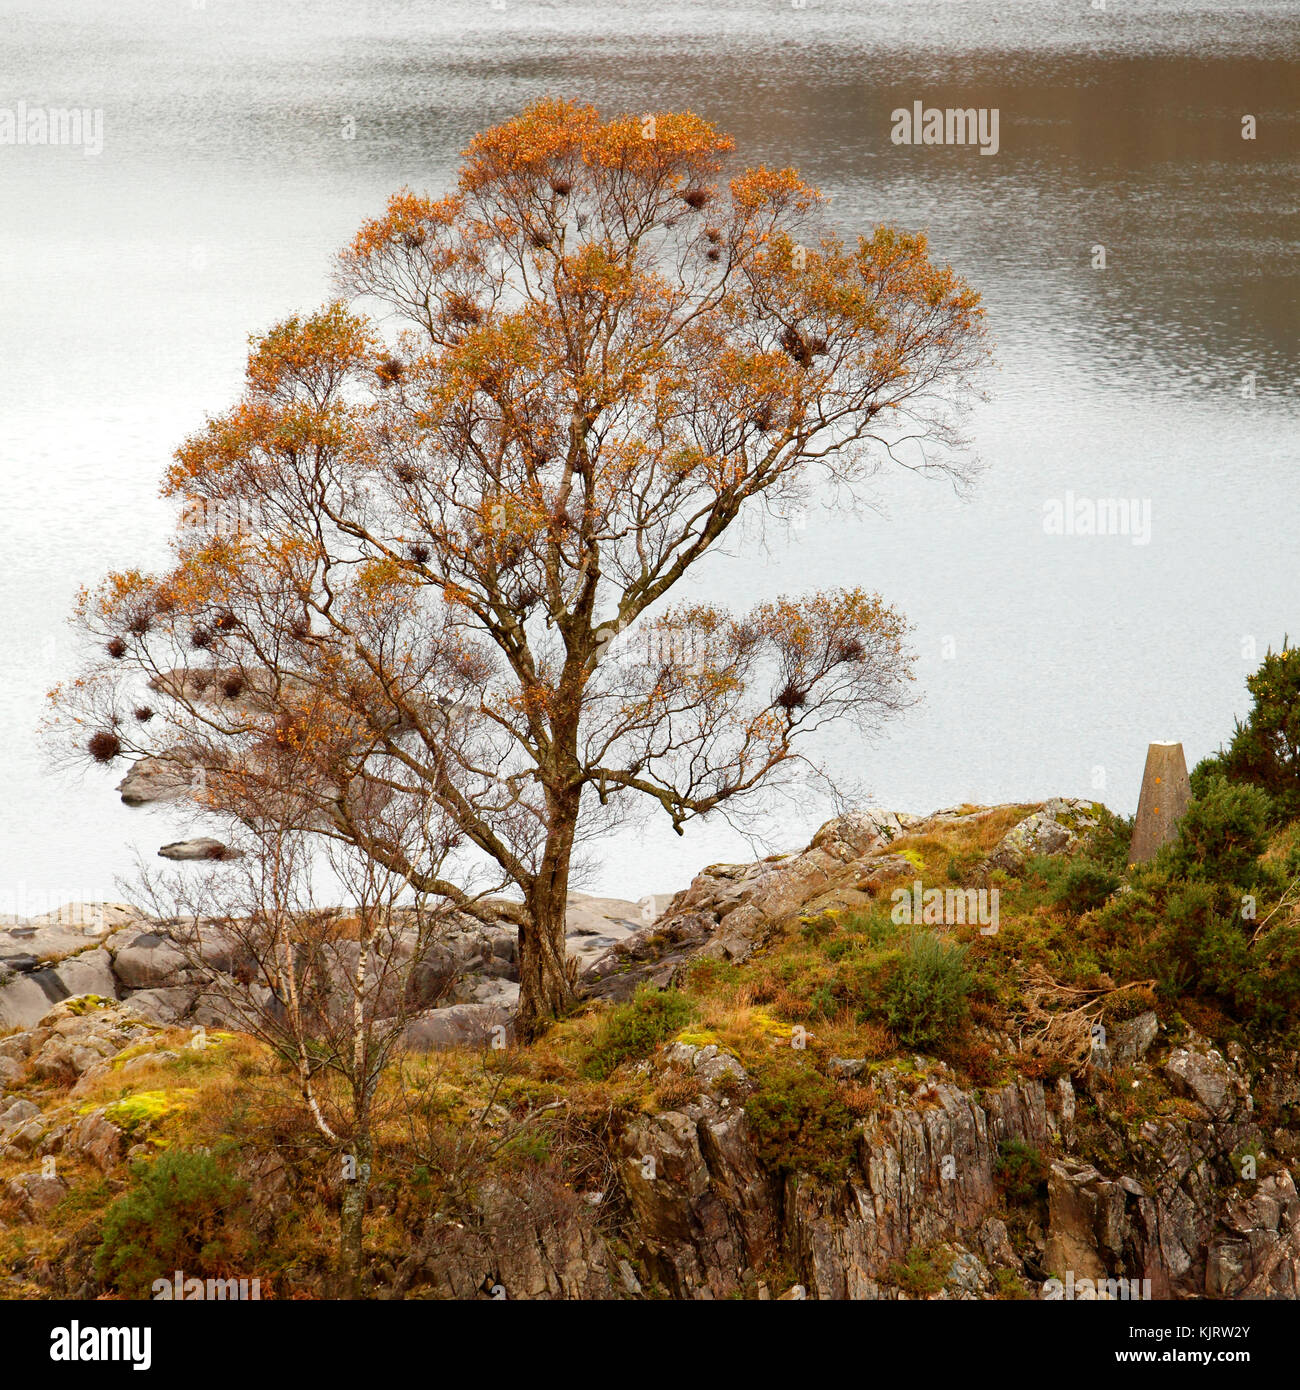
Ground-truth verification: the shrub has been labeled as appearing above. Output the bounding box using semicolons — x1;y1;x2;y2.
995;1139;1049;1204
95;1150;250;1297
1164;775;1272;887
882;931;973;1049
1115;878;1300;1029
888;1244;949;1297
1192;641;1300;820
745;1063;857;1180
1052;859;1119;914
579;987;694;1080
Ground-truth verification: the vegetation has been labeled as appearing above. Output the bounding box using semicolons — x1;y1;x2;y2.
882;930;973;1049
8;648;1300;1299
1193;640;1300;821
51;99;989;1039
745;1063;857;1180
94;1151;251;1298
580;988;695;1080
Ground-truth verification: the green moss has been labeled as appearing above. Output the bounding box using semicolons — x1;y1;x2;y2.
101;1088;198;1136
63;994;113;1017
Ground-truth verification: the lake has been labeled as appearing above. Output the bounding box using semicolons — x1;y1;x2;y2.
1;0;1297;910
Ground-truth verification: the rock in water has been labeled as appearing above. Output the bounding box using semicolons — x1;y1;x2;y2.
158;838;240;861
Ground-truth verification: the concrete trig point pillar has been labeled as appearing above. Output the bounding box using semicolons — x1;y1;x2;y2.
1129;741;1192;864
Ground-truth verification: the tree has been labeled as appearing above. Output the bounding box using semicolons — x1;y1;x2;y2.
1192;639;1300;821
132;767;462;1296
50;99;989;1037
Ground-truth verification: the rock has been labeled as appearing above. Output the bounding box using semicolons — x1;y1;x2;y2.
158;838;241;861
1165;1048;1240;1120
580;911;714;1002
10;902;138;933
121;1050;181;1074
395;1170;617;1299
1111;1011;1160;1068
0;1099;41;1138
1044;1162;1112;1283
829;1056;868;1079
116;754;194;806
565;895;642;973
580;802;1080;1001
1092;1011;1160;1073
945;1247;993;1298
403;1002;514;1051
120;987;197;1024
450;976;520;1010
0;921;105;965
985;799;1102;876
0;947;119;1030
635;893;676;926
660;1041;747;1089
109;931;191;990
565;894;643;939
5;1171;67;1220
69;1109;125;1172
977;1216;1021;1271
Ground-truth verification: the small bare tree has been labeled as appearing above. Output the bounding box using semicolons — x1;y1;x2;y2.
134;740;470;1297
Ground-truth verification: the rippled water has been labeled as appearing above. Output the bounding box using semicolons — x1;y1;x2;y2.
1;0;1297;907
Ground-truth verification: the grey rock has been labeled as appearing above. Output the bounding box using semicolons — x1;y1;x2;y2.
1165;1048;1239;1120
69;1109;125;1172
985;799;1102;876
0;947;119;1031
0;1099;41;1136
5;1171;67;1220
110;931;190;990
116;754;194;806
404;1003;514;1051
121;986;197;1025
158;838;241;861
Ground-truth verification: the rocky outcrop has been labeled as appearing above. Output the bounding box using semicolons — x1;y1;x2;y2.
115;753;195;806
0;946;119;1031
2;954;1299;1299
0;891;650;1050
580;801;1100;1002
983;798;1103;875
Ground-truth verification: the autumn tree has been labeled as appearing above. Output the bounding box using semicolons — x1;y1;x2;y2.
52;99;989;1037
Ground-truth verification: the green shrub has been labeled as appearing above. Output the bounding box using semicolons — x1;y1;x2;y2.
888;1244;949;1297
745;1063;856;1180
1163;775;1272;887
579;987;694;1080
882;930;973;1049
1087;807;1137;876
1192;641;1300;820
1052;859;1119;914
995;1138;1049;1205
1113;877;1300;1030
95;1150;250;1297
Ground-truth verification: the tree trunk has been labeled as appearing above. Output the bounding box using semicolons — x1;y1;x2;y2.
517;796;579;1039
339;1136;371;1299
